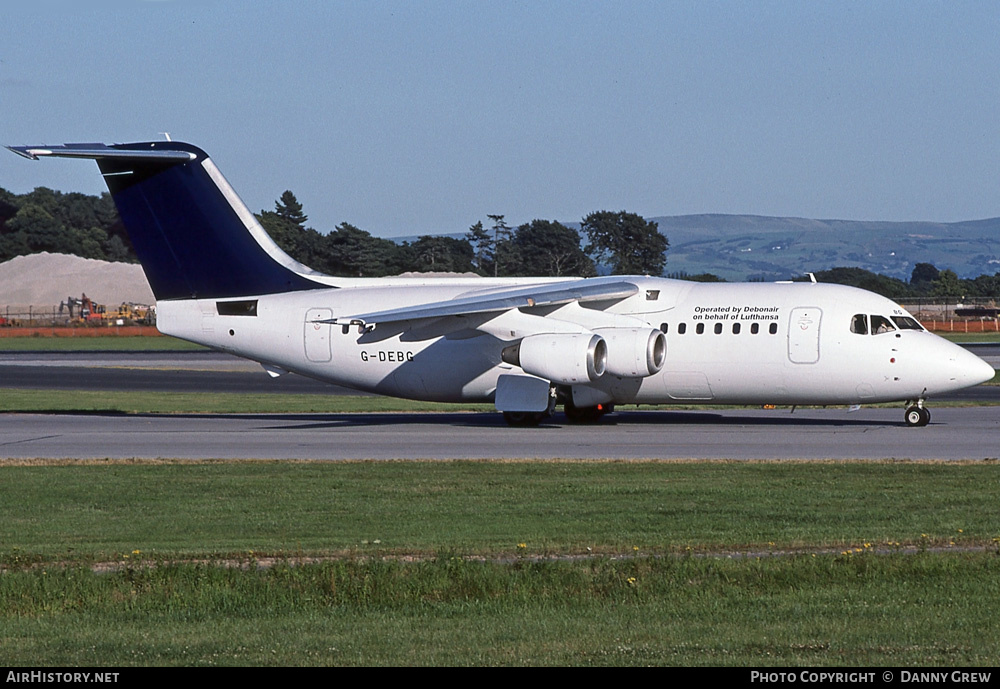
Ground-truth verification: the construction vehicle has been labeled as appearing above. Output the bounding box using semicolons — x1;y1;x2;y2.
105;302;155;326
58;295;154;325
59;294;106;324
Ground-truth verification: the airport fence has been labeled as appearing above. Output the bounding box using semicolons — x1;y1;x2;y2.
0;304;156;332
899;297;1000;333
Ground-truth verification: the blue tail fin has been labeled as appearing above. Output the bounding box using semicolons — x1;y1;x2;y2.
8;141;330;300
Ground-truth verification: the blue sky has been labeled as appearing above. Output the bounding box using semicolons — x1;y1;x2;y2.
3;1;999;237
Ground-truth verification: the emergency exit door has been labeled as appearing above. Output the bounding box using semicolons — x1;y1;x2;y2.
304;308;333;363
787;307;822;364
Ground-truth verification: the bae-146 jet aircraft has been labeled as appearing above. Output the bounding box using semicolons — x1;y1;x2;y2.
8;141;994;426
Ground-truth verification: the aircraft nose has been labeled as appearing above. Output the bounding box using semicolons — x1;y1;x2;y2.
923;339;996;394
946;345;996;388
965;350;996;386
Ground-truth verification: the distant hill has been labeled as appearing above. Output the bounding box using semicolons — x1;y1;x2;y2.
653;214;1000;282
396;214;1000;281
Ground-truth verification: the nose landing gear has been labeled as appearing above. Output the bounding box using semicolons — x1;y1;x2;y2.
904;402;930;427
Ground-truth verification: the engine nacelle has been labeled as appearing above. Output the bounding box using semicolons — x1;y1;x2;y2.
502;333;606;384
593;327;666;378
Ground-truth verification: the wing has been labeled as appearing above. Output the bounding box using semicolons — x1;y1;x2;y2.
327;276;669;384
327;276;639;331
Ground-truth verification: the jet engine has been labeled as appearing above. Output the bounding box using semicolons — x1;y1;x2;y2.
501;333;607;384
594;327;666;378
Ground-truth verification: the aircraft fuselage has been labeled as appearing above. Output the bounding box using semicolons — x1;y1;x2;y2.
157;276;992;408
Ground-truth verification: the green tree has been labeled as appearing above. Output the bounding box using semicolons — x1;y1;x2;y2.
103;234;132;263
0;231;30;262
967;273;1000;298
811;267;911;298
911;262;939;285
260;192;411;277
71;226;110;259
465;220;493;275
0;188;18;229
258;210;311;258
581;210;668;275
910;262;939;295
5;204;66;254
408;236;475;273
668;272;726;282
325;223;405;277
19;187;61;217
931;269;962;298
274;190;308;227
258;192;328;273
510;219;595;277
487;214;515;277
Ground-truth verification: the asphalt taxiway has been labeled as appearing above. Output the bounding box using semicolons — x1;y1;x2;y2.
1;348;997;461
0;350;365;395
1;407;997;461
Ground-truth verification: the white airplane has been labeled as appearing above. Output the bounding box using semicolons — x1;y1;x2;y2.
8;141;995;426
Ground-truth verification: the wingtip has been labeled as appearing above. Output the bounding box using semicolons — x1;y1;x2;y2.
6;145;42;160
6;143;198;163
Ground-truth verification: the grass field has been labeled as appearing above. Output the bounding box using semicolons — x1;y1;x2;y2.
941;332;1000;343
0;335;204;351
2;333;999;665
1;460;999;666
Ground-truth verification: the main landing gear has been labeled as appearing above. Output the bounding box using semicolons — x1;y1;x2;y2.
563;400;614;424
502;385;558;427
501;396;615;427
904;402;930;427
502;411;549;427
504;403;616;426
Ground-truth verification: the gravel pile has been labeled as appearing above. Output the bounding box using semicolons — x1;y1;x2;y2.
0;252;154;310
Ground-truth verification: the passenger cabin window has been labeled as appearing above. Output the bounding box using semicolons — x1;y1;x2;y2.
851;314;868;335
892;316;924;331
656;321;780;336
870;315;896;335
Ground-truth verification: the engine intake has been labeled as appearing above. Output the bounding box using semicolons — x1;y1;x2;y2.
502;333;606;384
594;327;666;378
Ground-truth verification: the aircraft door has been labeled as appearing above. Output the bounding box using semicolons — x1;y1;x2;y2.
788;307;822;364
304;308;333;363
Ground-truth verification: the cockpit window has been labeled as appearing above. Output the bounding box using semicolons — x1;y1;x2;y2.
850;314;868;335
870;315;896;335
891;316;924;331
